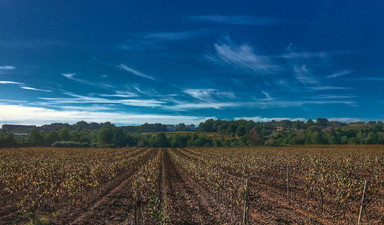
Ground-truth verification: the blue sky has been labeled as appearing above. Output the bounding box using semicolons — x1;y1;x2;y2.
0;0;383;125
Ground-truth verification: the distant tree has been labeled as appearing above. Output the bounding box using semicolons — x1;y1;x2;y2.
153;133;169;147
176;123;186;131
247;128;264;146
45;131;59;145
59;128;71;141
235;126;247;137
305;119;315;129
316;118;329;127
97;124;114;147
292;120;303;130
0;133;17;147
29;128;44;145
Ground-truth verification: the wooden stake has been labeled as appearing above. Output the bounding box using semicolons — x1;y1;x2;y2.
135;192;142;225
242;178;249;225
287;166;290;202
358;180;369;225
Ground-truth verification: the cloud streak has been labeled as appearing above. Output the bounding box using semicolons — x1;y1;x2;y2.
0;80;23;85
119;64;156;80
235;116;306;122
0;104;211;125
206;37;278;73
327;70;352;78
183;89;235;101
0;66;16;70
41;93;165;107
20;86;52;92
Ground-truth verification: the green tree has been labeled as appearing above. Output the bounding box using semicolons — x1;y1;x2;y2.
29;129;44;145
97;124;114;147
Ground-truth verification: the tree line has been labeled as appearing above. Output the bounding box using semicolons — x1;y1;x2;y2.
1;119;384;148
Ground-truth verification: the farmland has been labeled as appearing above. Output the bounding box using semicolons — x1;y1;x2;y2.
1;146;383;224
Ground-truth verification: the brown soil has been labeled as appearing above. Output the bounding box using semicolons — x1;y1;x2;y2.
53;149;157;225
161;149;221;224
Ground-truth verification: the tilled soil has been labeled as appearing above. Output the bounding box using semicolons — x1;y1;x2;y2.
160;149;224;225
3;147;381;225
53;149;157;225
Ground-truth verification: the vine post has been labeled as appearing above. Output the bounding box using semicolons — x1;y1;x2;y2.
287;166;290;203
358;180;369;225
31;187;37;224
242;178;249;225
134;191;142;225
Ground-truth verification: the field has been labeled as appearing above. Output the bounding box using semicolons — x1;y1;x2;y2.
0;146;383;224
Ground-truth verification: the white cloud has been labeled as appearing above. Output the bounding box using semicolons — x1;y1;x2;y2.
294;65;317;84
327;117;365;123
187;15;282;25
207;37;277;73
311;86;351;91
261;90;273;100
0;80;23;85
309;94;358;99
326;70;352;78
20;86;52;92
119;64;156;80
0;104;211;125
235;116;306;122
183;89;235;101
281;52;329;59
61;73;76;79
0;65;16;70
251;100;357;108
99;91;139;98
41;93;165;107
61;72;114;89
164;102;240;111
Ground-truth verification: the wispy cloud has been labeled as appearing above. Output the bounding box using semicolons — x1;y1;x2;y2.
41;93;165;108
0;80;23;85
120;30;208;50
164;102;240;110
0;65;16;70
187;15;284;25
248;100;357;108
119;64;156;80
281;52;329;59
0;104;211;125
261;90;273;100
206;37;278;73
61;73;76;79
61;72;114;89
310;86;352;91
309;94;358;99
327;70;352;78
20;86;52;92
235;116;306;122
294;65;317;84
183;89;235;101
99;91;139;98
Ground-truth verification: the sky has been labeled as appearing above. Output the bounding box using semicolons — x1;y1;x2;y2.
0;0;383;125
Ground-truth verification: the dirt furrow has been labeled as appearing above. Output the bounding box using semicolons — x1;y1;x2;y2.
55;149;156;225
162;149;220;225
247;180;334;225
